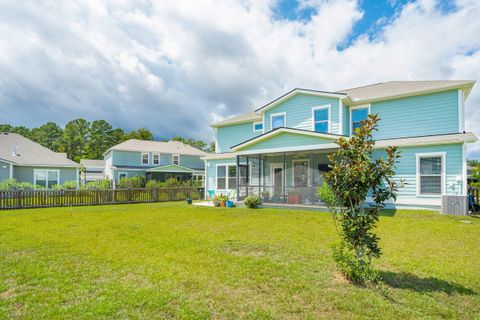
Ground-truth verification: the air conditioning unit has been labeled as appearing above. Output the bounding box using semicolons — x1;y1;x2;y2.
441;195;468;215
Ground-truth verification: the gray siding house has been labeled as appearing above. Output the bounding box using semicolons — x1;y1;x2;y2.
80;159;106;183
0;132;79;187
104;139;208;184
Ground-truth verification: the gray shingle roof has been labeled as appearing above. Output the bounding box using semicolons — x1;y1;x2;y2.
106;139;209;156
338;80;474;102
0;133;79;167
211;112;261;127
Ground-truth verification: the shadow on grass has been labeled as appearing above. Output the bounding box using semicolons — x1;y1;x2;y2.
381;271;476;295
379;209;397;217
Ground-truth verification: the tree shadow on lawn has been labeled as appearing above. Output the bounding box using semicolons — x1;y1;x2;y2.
379;209;396;217
380;271;476;296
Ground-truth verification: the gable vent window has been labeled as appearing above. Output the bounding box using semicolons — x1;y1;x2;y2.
253;122;263;132
312;106;330;133
271;113;286;130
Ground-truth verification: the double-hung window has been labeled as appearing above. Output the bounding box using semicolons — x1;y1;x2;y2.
34;169;59;188
312;106;330;133
172;154;179;165
417;154;444;195
351;107;369;133
153;154;160;165
271;113;286;130
217;165;237;190
141;153;149;165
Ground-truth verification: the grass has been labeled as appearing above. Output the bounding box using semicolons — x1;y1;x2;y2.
0;203;479;319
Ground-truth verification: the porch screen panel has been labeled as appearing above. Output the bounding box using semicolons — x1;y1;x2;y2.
293;161;309;187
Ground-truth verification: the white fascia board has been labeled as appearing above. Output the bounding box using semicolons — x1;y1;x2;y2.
257;89;347;114
236;143;339;156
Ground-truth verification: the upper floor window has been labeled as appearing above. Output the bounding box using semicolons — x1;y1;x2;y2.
312;106;330;133
141;153;149;165
271;112;286;130
351;106;369;133
417;153;444;195
253;122;263;132
153;154;160;165
172;154;179;165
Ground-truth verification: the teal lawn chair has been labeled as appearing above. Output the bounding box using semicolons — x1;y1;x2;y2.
207;190;216;200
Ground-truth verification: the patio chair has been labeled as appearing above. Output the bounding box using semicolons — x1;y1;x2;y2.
207;189;216;200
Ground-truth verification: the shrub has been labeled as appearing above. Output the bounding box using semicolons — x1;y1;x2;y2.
62;181;77;190
146;180;162;189
331;241;379;283
175;192;186;200
85;179;112;189
0;179;37;191
244;195;262;209
117;176;145;189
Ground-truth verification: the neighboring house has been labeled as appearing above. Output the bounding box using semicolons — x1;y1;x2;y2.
0;132;79;187
103;139;207;185
80;159;106;184
204;81;478;210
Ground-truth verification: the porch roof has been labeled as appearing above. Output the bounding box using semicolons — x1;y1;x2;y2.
147;164;195;173
230;127;341;155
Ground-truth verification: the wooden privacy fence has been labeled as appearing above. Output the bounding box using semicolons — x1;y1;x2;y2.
0;187;204;210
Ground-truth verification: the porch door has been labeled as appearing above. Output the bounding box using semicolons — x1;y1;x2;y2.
273;167;283;187
271;164;284;200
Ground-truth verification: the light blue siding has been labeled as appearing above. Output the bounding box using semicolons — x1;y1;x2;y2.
13;166;77;185
0;160;11;181
112;151;144;166
237;132;336;152
205;158;236;192
263;94;341;133
216;122;260;153
180;155;204;170
373;143;464;200
370;90;459;139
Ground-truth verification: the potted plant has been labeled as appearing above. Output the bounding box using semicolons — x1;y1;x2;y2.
214;194;228;207
287;191;301;204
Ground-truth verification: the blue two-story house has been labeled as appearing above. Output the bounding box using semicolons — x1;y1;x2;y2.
104;139;207;185
204;81;478;211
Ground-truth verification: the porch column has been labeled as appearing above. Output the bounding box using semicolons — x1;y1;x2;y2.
246;156;249;197
258;154;261;197
236;155;240;202
283;152;286;204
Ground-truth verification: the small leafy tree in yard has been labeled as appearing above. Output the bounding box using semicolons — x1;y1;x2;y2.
318;114;402;284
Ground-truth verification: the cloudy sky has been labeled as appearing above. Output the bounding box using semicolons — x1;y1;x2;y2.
1;0;480;157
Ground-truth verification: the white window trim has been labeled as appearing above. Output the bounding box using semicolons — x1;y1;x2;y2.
415;152;446;197
253;121;263;132
33;169;60;188
350;104;371;135
215;163;236;191
118;172;128;180
141;152;150;165
172;154;180;165
311;105;331;133
270;163;284;187
152;153;160;165
270;112;287;131
292;159;311;187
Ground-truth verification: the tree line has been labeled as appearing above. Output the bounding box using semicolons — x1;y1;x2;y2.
0;119;214;162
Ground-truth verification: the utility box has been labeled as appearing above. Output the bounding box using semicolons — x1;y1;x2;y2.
441;195;468;215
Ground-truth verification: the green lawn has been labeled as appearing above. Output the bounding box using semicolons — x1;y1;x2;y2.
0;203;478;319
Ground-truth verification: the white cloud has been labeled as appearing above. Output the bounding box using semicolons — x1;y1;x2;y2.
0;0;479;157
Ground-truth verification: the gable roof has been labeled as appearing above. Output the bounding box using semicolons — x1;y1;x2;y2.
147;164;195;173
210;80;475;127
230;127;343;152
0;132;79;167
211;112;261;128
337;80;475;103
105;139;208;156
